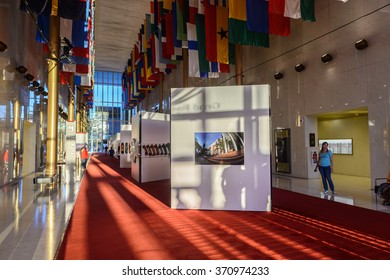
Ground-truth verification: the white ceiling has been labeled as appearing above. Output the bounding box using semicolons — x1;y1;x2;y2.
94;0;150;73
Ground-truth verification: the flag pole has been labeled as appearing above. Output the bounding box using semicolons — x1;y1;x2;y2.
159;72;164;113
183;48;189;87
234;44;243;85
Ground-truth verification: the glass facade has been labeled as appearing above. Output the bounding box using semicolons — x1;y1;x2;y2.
88;71;123;152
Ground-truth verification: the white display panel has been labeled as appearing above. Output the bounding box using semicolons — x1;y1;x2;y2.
131;112;170;183
131;114;141;182
171;85;271;211
120;125;132;168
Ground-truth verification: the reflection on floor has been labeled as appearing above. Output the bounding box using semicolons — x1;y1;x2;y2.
273;173;390;214
0;166;388;260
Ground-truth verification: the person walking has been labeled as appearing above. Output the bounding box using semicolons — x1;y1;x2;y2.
109;146;115;157
80;144;89;170
314;142;336;195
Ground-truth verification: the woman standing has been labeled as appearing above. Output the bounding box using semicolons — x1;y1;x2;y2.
315;142;336;194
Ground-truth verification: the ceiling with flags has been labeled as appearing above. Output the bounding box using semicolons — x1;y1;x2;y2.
94;0;150;73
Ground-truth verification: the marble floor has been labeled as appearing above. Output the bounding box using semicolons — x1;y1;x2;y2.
0;165;388;260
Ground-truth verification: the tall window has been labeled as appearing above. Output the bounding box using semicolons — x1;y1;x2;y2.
89;71;123;152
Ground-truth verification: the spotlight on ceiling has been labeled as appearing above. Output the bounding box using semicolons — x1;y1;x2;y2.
25;73;34;81
42;91;48;96
0;41;7;52
274;72;284;80
16;65;28;74
321;53;333;63
295;63;305;72
32;81;40;87
38;86;45;92
355;39;368;50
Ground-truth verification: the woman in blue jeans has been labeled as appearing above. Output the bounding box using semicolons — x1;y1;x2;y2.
314;142;336;194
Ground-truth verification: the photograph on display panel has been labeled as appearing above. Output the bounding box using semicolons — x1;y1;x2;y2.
195;132;244;165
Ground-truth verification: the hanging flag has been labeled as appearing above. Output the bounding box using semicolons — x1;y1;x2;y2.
284;0;301;19
200;1;229;73
216;5;230;64
204;1;217;62
163;0;173;10
175;0;188;41
187;22;202;77
246;0;268;34
284;0;315;21
20;0;88;21
72;19;89;48
228;0;269;47
60;18;73;43
301;0;316;22
164;12;175;57
35;14;49;44
196;13;219;78
268;0;290;36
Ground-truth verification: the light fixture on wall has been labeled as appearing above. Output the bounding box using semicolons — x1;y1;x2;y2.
274;72;284;80
0;41;7;52
25;73;34;81
16;65;28;74
321;53;333;63
295;63;305;72
355;39;368;50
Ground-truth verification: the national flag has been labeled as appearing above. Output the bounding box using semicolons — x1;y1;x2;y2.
172;1;182;48
185;0;216;78
301;0;316;22
36;15;49;44
204;1;217;62
202;1;230;73
284;0;316;21
20;0;88;21
175;0;188;41
163;0;173;10
164;12;175;57
187;22;202;77
60;18;73;43
74;73;92;87
216;5;230;64
72;19;89;48
246;0;268;34
196;14;219;78
228;0;269;47
268;0;290;36
284;0;301;19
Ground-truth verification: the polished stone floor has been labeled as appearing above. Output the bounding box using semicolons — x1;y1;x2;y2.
0;163;388;260
0;163;83;260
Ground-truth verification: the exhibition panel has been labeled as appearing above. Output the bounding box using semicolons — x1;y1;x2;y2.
171;85;271;211
131;112;170;183
120;125;132;168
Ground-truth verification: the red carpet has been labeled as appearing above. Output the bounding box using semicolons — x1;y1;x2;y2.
55;154;390;260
